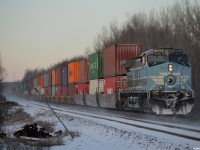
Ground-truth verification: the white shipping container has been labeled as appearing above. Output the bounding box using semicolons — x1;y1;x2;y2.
89;79;104;95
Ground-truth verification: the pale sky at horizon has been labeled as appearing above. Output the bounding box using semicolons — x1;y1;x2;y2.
0;0;176;82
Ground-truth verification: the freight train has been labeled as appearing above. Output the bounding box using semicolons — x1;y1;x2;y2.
16;45;194;115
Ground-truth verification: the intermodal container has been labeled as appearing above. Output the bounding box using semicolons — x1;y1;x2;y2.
23;82;29;91
44;73;49;87
52;86;56;96
34;78;37;88
56;68;62;85
48;72;52;87
41;88;44;95
52;70;56;86
62;86;68;96
56;85;62;96
62;67;68;86
104;44;142;77
89;79;104;95
68;62;78;83
36;76;41;87
29;80;34;92
78;60;89;83
78;84;89;94
44;87;52;96
67;83;77;96
19;84;24;93
89;52;104;80
104;76;127;94
40;75;44;87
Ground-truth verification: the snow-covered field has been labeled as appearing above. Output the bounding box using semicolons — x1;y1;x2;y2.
3;95;200;150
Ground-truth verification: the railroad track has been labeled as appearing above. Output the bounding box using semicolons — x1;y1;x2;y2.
15;97;200;142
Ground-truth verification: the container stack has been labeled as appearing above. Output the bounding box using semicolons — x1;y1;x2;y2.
62;66;68;96
29;79;34;95
23;82;29;95
51;70;56;96
68;62;78;96
89;52;104;95
55;67;62;97
44;72;52;97
78;59;89;94
16;43;143;104
34;75;44;95
103;44;142;94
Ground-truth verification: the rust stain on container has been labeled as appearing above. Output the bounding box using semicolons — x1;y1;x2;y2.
68;62;78;83
78;60;89;83
104;44;142;77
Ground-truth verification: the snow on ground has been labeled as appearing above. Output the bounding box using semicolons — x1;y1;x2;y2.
4;95;200;150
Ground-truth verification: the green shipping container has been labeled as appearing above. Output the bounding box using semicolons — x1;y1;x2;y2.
44;73;49;87
34;78;37;88
89;52;104;80
16;86;19;93
23;83;29;91
19;84;24;93
52;86;56;96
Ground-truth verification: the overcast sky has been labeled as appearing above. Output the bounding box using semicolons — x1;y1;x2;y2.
0;0;176;82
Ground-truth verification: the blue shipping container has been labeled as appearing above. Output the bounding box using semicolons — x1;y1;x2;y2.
62;67;68;86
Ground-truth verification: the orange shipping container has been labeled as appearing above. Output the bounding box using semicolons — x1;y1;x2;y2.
52;70;56;86
68;62;78;83
56;67;62;85
40;75;44;87
78;60;89;83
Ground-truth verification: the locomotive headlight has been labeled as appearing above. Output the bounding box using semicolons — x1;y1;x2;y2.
168;64;173;72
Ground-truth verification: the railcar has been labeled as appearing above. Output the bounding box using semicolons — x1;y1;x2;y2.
120;48;194;114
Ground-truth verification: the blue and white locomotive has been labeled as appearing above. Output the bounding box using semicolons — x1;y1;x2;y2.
120;48;194;114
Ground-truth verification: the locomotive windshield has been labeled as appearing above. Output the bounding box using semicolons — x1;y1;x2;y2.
147;54;167;66
169;54;189;66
